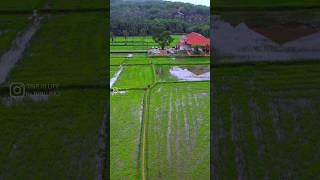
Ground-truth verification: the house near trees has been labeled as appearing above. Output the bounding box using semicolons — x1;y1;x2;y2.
177;32;210;56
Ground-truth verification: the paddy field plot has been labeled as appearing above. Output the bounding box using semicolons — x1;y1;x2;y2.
111;35;182;44
110;90;145;180
113;65;153;89
110;35;183;50
212;62;320;179
7;12;107;86
0;89;106;179
147;82;210;179
123;57;150;65
110;58;125;65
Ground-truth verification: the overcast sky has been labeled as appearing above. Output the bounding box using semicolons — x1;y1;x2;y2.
166;0;210;6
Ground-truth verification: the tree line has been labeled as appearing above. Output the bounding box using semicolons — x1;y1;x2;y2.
110;0;210;37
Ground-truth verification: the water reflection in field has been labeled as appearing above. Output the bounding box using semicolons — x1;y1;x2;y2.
211;10;320;61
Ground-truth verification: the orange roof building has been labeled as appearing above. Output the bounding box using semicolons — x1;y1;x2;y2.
177;32;210;53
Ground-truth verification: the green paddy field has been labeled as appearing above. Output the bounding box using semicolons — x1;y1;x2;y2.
211;62;320;179
110;50;210;179
0;3;107;179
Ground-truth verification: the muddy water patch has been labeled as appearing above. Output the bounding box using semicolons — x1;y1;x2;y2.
169;65;210;81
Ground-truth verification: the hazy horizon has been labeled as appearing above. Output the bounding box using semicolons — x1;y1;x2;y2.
166;0;209;6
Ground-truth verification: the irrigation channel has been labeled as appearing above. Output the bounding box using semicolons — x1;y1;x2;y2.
110;57;210;179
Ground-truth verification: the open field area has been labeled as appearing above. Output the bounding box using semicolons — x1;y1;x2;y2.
110;49;210;179
0;89;106;179
113;65;153;89
110;90;145;179
147;82;210;179
110;35;183;51
212;62;320;179
0;5;107;179
7;13;107;86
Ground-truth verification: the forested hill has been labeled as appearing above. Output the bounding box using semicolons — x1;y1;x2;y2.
110;0;210;36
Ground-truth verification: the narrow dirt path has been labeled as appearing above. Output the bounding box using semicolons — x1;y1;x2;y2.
0;15;43;84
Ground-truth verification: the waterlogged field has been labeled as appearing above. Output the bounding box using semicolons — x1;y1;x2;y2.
147;82;210;179
110;90;145;179
212;62;320;179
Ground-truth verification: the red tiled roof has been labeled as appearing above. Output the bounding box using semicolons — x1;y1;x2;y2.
183;32;210;45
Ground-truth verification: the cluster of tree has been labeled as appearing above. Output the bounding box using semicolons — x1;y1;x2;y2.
110;0;210;37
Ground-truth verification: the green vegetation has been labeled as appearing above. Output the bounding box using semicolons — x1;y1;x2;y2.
0;15;30;55
0;89;106;179
110;58;125;65
0;0;106;10
110;35;181;51
7;13;107;86
151;23;174;50
124;58;150;65
114;66;153;89
110;0;209;36
0;5;107;179
212;62;320;179
46;0;106;9
110;50;210;179
110;90;145;179
147;82;210;179
0;0;42;10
